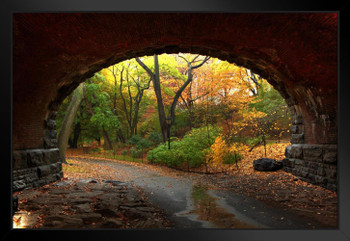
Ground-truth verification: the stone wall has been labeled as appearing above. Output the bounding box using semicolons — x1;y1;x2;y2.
283;144;337;192
281;95;338;193
13;112;63;192
13;148;63;192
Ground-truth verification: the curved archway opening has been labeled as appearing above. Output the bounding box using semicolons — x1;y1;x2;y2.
58;53;292;170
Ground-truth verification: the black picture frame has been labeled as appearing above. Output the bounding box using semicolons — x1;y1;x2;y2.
2;0;349;240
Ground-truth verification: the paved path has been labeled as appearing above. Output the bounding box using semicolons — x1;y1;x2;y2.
69;157;326;229
13;178;171;229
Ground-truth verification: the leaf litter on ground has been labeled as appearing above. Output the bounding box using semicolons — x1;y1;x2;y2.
64;143;337;228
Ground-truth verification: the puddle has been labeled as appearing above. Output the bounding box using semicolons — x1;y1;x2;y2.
13;211;40;229
187;183;258;229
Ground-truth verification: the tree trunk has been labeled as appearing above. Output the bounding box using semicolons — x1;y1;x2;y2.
69;121;81;148
169;55;210;130
136;54;209;142
136;55;168;142
116;128;126;143
102;127;113;150
151;55;168;142
58;83;84;163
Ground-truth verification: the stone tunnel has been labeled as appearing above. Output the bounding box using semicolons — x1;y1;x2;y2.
12;13;338;192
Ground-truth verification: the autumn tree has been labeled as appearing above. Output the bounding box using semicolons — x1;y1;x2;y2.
83;73;120;150
135;55;168;142
248;79;291;141
104;60;152;139
105;65;126;143
136;54;210;142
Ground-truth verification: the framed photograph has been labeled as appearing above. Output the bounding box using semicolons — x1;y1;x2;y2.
3;0;349;240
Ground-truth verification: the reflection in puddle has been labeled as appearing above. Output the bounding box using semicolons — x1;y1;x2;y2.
13;211;38;229
189;183;257;229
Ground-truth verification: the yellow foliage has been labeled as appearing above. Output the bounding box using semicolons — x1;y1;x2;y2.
204;137;289;173
207;135;227;168
206;136;243;170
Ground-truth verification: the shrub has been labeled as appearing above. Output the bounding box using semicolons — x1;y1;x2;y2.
147;125;220;169
130;147;138;160
206;136;243;168
136;138;152;150
121;149;128;160
222;151;243;164
128;135;143;145
128;134;152;151
147;131;163;145
135;149;143;159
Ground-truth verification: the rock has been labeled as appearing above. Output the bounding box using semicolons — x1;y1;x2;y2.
94;208;119;217
49;189;72;194
253;158;283;171
100;219;124;228
76;213;102;224
135;218;164;228
13;180;26;191
103;180;127;186
76;178;99;185
124;189;142;202
43;215;84;228
98;193;122;202
121;207;152;219
70;198;92;204
73;203;92;213
52;180;74;188
66;190;104;199
291;134;304;144
26;149;44;167
136;206;156;212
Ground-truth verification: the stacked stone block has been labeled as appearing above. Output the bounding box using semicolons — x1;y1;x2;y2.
13;148;63;192
13;113;63;192
283;144;337;192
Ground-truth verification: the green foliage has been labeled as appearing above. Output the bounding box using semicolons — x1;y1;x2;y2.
246;136;264;146
147;131;162;145
121;150;128;156
128;134;152;150
130;147;138;158
147;125;220;168
249;79;291;139
139;112;161;136
85;73;121;133
128;135;143;145
90;108;120;130
222;151;242;164
136;138;152;150
89;147;101;154
170;111;190;136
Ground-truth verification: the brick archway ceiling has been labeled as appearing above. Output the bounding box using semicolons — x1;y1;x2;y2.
12;13;337;149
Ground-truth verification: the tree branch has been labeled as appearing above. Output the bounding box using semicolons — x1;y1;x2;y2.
191;56;210;69
135;57;155;78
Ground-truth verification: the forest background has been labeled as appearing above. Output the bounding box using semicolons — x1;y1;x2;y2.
56;53;291;173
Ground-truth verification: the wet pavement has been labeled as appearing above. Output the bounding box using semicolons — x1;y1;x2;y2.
13;157;331;229
13;178;172;229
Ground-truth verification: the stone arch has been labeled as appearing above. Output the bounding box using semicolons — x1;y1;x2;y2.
12;13;337;191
